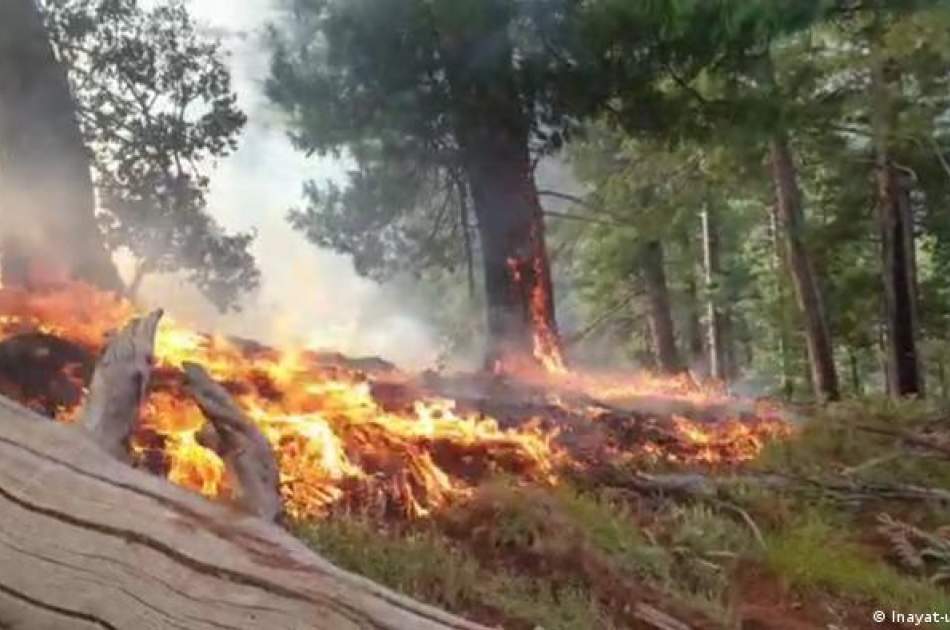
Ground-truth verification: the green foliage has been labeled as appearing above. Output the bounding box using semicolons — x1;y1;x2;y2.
268;0;593;280
765;510;950;611
295;515;615;630
756;399;950;489
42;0;258;310
557;1;950;395
656;503;753;604
443;480;743;620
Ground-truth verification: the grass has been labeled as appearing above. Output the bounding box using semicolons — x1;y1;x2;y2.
294;515;615;630
756;397;950;489
765;509;950;612
292;400;950;629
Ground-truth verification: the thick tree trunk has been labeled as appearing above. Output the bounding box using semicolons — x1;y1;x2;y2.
639;241;682;374
436;13;563;375
876;162;923;397
768;132;840;402
870;31;923;398
0;395;488;630
466;131;563;373
0;0;123;292
700;206;726;381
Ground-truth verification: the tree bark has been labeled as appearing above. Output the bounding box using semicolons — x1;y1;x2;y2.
0;0;123;292
700;206;726;381
80;310;163;462
768;132;840;402
870;27;923;398
465;130;563;373
768;204;795;398
185;362;284;524
0;395;489;630
680;230;706;371
849;348;863;396
638;240;683;374
437;15;563;374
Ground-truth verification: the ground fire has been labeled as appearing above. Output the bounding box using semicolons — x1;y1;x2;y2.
0;281;791;521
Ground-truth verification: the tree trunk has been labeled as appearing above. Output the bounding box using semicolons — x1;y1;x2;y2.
849;347;863;396
938;356;947;400
679;230;705;372
720;305;739;382
870;28;923;398
768;204;795;398
436;13;563;375
0;0;123;292
0;394;489;630
638;240;683;374
768;132;840;402
126;258;152;301
700;206;726;381
466;130;563;374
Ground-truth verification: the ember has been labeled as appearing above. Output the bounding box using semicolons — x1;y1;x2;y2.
0;282;791;520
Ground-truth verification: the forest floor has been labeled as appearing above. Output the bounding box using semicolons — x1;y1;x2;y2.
293;399;950;630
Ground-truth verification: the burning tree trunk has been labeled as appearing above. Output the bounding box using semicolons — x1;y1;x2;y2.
700;206;726;381
638;240;683;374
0;394;490;630
768;131;840;402
461;119;563;373
0;0;123;292
438;14;564;375
871;30;923;398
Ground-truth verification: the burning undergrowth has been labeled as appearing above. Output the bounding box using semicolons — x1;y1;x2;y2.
0;281;791;522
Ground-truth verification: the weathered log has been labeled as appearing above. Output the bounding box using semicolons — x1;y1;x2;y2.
79;309;163;461
184;361;283;523
0;394;490;630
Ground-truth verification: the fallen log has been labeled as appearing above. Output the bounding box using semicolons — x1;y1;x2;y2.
0;395;491;630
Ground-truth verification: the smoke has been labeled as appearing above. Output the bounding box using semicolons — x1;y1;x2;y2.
129;0;442;369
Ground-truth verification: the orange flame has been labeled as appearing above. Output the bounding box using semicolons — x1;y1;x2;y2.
0;282;789;520
505;255;566;375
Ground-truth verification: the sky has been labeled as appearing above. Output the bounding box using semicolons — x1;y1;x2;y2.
136;0;443;368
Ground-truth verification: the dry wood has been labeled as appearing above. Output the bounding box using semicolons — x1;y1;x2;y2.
855;424;950;459
613;470;950;506
79;309;163;461
184;361;283;523
0;394;490;630
634;603;693;630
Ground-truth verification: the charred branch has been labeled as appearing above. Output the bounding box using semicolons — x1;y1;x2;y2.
184;362;284;524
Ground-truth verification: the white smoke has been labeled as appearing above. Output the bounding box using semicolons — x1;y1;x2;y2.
131;0;442;369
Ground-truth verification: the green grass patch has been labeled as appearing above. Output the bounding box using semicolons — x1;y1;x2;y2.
757;398;950;488
294;515;615;630
765;510;950;612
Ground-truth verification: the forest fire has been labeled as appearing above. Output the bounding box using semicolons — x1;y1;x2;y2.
0;281;790;520
505;253;567;375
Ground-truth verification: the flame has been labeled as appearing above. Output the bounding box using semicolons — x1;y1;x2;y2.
505;254;566;375
0;282;789;520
